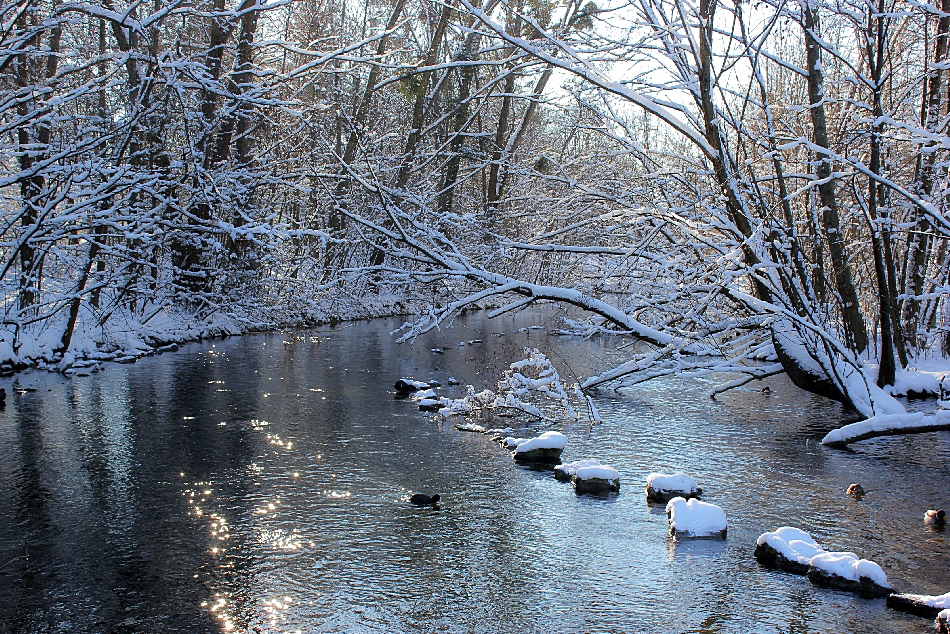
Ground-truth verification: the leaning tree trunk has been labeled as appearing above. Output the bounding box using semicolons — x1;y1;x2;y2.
803;4;868;354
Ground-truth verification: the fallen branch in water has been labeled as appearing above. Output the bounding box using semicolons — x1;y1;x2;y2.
822;412;950;447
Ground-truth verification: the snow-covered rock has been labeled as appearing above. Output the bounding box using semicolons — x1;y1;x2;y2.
645;472;701;502
512;431;567;462
456;423;487;433
572;465;620;495
807;551;892;597
754;527;825;574
554;459;601;482
417;398;442;412
666;497;727;538
394;378;430;394
886;592;950;618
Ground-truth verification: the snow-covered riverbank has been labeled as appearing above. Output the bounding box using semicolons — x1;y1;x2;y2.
0;292;415;376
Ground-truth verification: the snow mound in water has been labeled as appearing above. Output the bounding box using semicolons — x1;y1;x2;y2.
822;410;950;445
666;497;727;537
513;431;567;453
647;473;698;494
555;459;601;478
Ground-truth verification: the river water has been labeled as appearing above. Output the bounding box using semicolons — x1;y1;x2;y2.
0;309;947;633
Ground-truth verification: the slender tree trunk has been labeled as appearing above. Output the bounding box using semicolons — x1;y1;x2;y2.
437;0;500;215
492;66;553;215
13;6;61;313
171;0;238;295
698;0;771;302
58;241;100;355
485;6;520;217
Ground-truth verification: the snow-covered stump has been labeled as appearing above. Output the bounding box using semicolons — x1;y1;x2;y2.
754;527;824;575
666;497;727;539
806;552;893;598
571;465;621;495
645;473;701;503
886;592;950;619
938;609;950;634
554;459;601;482
511;431;567;463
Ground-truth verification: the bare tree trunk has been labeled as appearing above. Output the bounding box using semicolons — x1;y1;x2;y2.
171;0;238;295
492;66;553;215
13;6;62;313
324;0;409;278
803;4;867;353
369;3;451;268
863;0;902;386
437;0;500;215
903;0;950;348
485;5;522;217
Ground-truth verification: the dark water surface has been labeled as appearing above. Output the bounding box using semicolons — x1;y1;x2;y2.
0;310;948;633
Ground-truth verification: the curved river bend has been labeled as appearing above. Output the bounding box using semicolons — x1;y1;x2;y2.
0;310;947;633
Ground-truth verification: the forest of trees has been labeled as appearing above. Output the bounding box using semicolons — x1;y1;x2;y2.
1;0;949;415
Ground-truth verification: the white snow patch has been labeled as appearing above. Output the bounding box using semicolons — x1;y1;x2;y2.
757;527;824;565
399;379;431;391
864;357;950;397
574;465;620;481
809;552;891;588
666;497;727;536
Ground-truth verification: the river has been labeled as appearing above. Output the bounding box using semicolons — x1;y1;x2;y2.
0;309;947;633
